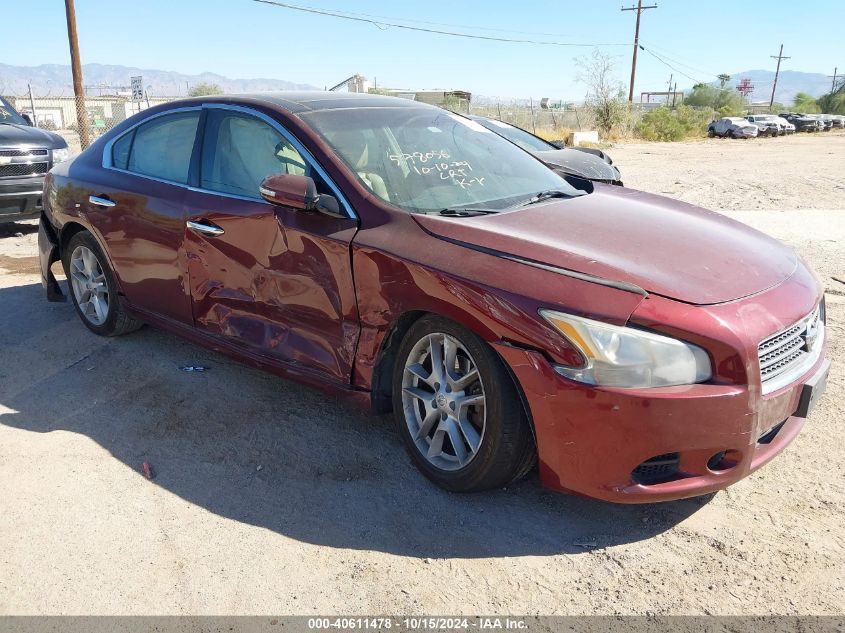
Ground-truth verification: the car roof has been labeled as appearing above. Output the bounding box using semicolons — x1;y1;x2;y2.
195;91;435;114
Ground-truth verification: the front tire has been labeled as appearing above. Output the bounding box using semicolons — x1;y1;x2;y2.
392;316;535;492
63;230;143;336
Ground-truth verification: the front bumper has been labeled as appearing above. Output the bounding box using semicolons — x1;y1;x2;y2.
496;342;828;503
0;174;45;222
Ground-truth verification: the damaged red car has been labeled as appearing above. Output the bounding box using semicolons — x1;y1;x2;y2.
38;92;830;502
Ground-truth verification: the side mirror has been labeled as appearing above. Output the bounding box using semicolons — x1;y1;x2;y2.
549;140;567;149
259;173;344;218
21;113;34;126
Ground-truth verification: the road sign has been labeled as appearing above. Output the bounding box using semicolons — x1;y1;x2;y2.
131;76;143;102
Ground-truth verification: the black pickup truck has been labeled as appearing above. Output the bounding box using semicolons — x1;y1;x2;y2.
1;96;69;224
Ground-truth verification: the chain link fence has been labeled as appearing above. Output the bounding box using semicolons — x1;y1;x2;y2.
2;93;179;153
4;90;659;153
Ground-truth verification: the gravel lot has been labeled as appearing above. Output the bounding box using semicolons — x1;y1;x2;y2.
0;132;843;615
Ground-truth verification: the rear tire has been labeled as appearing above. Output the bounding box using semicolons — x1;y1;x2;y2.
392;315;535;492
62;230;143;337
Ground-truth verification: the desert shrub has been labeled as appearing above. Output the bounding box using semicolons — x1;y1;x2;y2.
636;106;711;141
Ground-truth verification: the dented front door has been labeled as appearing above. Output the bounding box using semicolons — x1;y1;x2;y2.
183;190;360;383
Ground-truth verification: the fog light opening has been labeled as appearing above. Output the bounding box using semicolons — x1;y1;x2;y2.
632;452;681;485
707;449;740;472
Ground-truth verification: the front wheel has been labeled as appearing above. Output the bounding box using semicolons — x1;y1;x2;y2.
392;316;535;492
63;230;143;336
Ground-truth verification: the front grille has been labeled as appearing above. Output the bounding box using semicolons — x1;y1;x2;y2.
632;453;681;485
0;148;49;157
0;162;49;178
758;306;821;387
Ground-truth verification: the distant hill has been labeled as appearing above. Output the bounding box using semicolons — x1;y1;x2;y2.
705;69;832;105
0;63;319;97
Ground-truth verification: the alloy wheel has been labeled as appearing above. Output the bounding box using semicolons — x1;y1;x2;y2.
69;245;109;326
401;332;486;471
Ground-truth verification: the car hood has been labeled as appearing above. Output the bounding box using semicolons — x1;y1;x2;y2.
531;149;620;182
0;123;67;148
413;186;797;306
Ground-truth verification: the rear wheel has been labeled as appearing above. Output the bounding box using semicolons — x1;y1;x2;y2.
63;230;143;336
392;316;535;492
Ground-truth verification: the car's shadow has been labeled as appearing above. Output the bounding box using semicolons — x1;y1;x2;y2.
0;281;711;559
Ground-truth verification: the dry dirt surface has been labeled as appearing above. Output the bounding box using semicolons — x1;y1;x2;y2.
0;132;843;616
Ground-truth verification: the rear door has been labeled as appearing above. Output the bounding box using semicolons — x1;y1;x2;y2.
94;108;202;324
182;105;360;383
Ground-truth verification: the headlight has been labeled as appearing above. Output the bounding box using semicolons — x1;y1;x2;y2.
52;148;70;163
540;310;712;388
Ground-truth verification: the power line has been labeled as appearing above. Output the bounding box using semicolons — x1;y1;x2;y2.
637;41;721;79
252;0;629;47
621;0;658;102
769;44;790;107
638;45;705;85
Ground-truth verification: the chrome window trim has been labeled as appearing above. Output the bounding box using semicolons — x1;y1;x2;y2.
101;103;356;220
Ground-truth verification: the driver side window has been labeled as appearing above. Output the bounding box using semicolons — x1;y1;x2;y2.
200;110;311;198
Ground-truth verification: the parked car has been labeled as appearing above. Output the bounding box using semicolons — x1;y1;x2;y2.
817;114;835;131
467;115;622;187
829;115;845;129
39;92;829;503
773;115;797;134
744;115;780;136
746;114;793;136
708;117;759;138
780;112;821;132
0;96;69;223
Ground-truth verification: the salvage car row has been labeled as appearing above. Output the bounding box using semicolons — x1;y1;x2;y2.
709;113;845;138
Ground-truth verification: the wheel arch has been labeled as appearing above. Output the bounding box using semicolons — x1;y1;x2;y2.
369;309;538;447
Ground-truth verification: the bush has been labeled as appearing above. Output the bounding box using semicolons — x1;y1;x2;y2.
636;106;711;142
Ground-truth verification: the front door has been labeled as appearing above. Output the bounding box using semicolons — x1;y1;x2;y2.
182;107;360;383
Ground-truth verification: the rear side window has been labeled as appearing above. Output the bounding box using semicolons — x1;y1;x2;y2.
200;110;309;198
111;130;134;170
123;111;200;184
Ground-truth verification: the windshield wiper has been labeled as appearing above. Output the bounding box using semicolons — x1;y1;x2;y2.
515;190;575;207
436;207;501;217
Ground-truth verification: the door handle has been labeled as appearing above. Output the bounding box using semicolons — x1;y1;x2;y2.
187;219;225;236
89;195;116;208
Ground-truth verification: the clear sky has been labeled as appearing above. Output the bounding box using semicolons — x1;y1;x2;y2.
0;0;840;99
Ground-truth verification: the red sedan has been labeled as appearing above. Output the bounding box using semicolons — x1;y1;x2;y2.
38;93;829;502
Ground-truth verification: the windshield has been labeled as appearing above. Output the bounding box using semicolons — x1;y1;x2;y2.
0;97;27;126
474;118;555;152
300;107;579;213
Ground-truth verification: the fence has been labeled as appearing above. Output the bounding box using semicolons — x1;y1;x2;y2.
4;90;662;152
2;93;179;153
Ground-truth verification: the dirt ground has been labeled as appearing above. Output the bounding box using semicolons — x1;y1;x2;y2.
0;132;843;616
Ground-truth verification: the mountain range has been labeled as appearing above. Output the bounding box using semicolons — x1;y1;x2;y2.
0;63;319;97
704;69;834;105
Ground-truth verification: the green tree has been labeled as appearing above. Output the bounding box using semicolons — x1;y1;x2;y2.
793;92;821;113
818;86;845;114
188;82;223;97
682;83;744;115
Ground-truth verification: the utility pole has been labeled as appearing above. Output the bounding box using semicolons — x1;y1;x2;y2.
672;81;678;107
64;0;90;148
769;44;790;108
829;68;840;93
622;0;658;102
666;73;673;104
